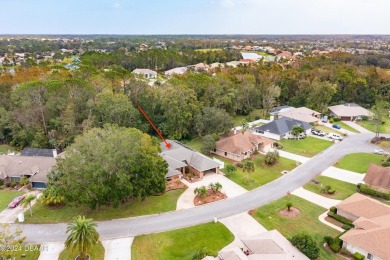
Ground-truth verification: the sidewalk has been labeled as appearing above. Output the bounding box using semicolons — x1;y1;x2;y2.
321;166;365;185
38;242;65;260
292;187;341;209
318;211;345;232
102;237;133;260
278;150;310;163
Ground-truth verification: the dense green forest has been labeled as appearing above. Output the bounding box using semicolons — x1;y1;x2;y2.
0;51;389;150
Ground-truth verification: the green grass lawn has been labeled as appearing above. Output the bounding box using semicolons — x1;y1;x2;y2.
232;109;265;126
251;195;341;260
357;109;390;134
23;189;185;223
59;241;104;260
279;137;333;157
185;138;203;152
219;156;296;190
0;244;41;260
335;153;385;173
304;176;357;200
337;122;360;133
0;144;18;154
0;190;25;211
378;140;390;150
132;222;234;260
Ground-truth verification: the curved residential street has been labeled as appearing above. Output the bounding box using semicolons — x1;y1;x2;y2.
20;133;378;243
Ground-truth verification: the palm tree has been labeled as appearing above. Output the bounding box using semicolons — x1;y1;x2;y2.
21;194;36;217
194;186;207;198
286;202;293;211
208;183;216;192
240;120;249;160
214;182;222;193
19;176;29;187
65;215;99;260
242;160;255;181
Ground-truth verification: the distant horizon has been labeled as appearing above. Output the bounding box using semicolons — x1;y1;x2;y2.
2;0;389;35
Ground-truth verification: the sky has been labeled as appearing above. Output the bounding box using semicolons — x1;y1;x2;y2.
1;0;390;34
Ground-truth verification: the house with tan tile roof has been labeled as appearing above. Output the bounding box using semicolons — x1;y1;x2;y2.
328;103;373;121
363;164;390;192
213;130;274;161
335;193;390;260
278;107;321;123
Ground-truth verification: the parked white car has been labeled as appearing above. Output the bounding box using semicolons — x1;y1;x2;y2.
327;132;343;141
373;149;389;155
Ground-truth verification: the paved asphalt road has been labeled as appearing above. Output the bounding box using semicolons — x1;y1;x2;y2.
20;133;378;243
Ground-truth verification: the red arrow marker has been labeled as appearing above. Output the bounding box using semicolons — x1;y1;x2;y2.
137;105;171;149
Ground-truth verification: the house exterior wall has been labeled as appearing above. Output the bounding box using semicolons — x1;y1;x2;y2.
343;242;379;260
259;143;274;153
336;209;359;222
188;165;219;179
212;149;251;162
254;131;281;140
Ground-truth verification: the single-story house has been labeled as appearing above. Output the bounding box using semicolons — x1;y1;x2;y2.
219;230;308;260
164;67;188;77
278;107;321;123
160;140;221;179
132;68;158;79
363;164;390;192
0;155;56;189
213;130;274;161
328;103;374;121
335;194;390;260
269;105;295;119
254;117;313;140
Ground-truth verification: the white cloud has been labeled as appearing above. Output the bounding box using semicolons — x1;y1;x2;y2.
113;2;122;9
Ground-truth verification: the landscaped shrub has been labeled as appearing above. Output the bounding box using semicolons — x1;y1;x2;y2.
357;183;390;200
290;234;319;260
5;182;11;187
327;212;354;228
273;142;283;149
264;150;279;166
361;116;368;121
327;189;336;195
353;252;365;260
333;117;341;122
382;161;390;167
0;179;3;186
329;206;337;213
329;237;342;253
10;181;17;188
192;247;212;260
323;236;334;245
254;115;261;120
329;118;334;123
236;162;243;168
224;164;237;177
341;224;353;230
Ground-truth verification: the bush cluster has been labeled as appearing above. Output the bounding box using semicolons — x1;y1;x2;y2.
327;211;354;228
290;234;319;260
353;252;365;260
357;183;390;200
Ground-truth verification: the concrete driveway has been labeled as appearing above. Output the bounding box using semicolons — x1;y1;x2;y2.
292;187;341;209
38;242;65;260
177;173;247;210
19;133;379;243
321;166;365;184
0;190;41;223
102;237;133;260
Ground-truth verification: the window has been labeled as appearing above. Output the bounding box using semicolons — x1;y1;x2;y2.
224;152;227;156
367;253;372;260
213;149;216;152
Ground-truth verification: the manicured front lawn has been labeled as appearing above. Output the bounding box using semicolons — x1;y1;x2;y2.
132;222;234;260
337;122;359;133
0;244;41;260
0;190;25;211
251;195;341;260
220;156;296;190
59;241;104;260
335;153;385;173
23;189;185;223
279;137;333;157
357;110;390;134
304;176;357;200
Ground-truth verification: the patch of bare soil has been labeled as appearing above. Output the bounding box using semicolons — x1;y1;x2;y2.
278;207;301;218
165;178;187;192
194;189;227;206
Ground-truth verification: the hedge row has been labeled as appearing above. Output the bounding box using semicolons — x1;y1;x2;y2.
357;183;390;200
327;211;354;228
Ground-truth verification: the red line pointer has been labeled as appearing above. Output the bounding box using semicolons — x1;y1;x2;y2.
137;105;171;149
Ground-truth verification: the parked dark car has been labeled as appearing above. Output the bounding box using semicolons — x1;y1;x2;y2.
8;196;25;208
311;129;325;137
332;124;341;129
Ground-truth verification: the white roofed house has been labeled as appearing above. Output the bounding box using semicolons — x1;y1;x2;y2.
164;66;188;77
278;107;321;124
132;68;158;79
328;103;374;121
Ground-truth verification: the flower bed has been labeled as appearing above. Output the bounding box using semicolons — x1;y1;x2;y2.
194;189;227;206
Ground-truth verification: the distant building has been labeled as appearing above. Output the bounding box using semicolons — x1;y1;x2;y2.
164;67;188;77
269;106;295;120
132;68;158;79
254;117;313;140
278;107;321;123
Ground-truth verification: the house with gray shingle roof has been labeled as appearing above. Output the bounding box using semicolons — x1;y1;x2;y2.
253;117;312;140
160;140;221;179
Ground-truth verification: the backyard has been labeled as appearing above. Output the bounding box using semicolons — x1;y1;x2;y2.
23;189;185;223
132;222;234;260
0;190;25;211
279;136;333;157
251;195;342;260
59;242;104;260
0;144;18;154
304;176;356;200
232;109;265;126
220;156;296;190
334;153;385;173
